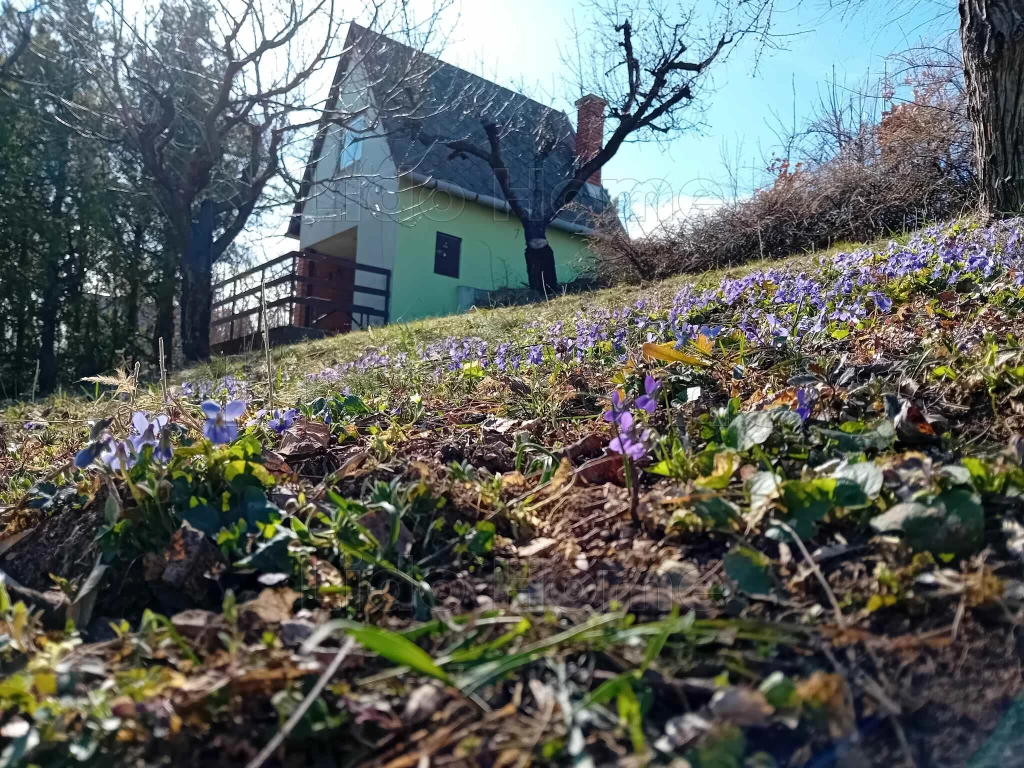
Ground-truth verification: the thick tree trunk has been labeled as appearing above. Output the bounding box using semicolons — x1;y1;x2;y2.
180;199;215;362
38;147;69;394
37;254;60;393
960;0;1024;215
523;221;558;295
118;222;143;359
153;263;176;369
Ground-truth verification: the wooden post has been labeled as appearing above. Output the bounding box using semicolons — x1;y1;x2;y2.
228;278;238;341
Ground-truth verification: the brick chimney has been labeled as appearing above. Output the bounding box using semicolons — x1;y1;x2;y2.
575;94;607;185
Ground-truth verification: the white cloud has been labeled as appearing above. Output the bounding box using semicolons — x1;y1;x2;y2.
603;179;724;239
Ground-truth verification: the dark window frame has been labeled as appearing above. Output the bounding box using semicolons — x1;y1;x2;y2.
434;232;461;278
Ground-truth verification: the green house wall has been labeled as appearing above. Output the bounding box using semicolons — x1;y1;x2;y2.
389;184;596;323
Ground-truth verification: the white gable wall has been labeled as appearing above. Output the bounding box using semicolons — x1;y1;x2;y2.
298;61;398;320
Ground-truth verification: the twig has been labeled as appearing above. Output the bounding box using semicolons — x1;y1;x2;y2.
30;360;39;402
246;637;356;768
770;518;846;628
129;362;141;408
158;337;168;406
261;277;275;412
951;595;966;642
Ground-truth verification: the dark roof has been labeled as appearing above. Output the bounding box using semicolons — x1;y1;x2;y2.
289;23;611;237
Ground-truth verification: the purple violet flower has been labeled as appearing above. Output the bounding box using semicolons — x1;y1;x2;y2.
635;375;661;414
268;408;298;434
100;439;135;472
609;429;651;461
201;400;246;444
130;412;169;452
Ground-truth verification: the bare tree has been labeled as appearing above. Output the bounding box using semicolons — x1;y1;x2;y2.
415;0;772;294
826;0;1024;217
60;0;443;362
0;0;38;81
76;0;341;361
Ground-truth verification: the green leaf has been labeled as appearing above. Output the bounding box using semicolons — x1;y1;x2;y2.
748;472;782;517
759;671;798;710
182;503;220;537
103;494;120;526
870;488;984;556
831;478;870;509
696;451;738;490
833;462;883;500
775;479;836;539
692;496;742;529
724;546;775;595
341;394;372;415
235;531;293;572
346;623;452;684
470;521;496;554
230;484;280;528
814;421;895;453
617;682;645;754
640;606;679;672
648;460;673;477
582;673;632;708
727;411;774;452
224;460;274;487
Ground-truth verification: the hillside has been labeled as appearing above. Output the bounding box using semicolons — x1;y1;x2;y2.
3;219;1024;766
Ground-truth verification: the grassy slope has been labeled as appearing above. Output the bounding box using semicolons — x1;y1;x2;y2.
4;224;1024;767
191;248;832;393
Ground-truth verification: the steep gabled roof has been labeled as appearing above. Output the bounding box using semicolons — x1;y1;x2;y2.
288;23;611;238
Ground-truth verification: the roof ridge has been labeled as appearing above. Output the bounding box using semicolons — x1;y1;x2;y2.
345;21;573;125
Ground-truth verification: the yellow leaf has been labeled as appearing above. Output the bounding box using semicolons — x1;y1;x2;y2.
641;342;709;367
694;334;714;354
866;594;896;613
34;672;57;695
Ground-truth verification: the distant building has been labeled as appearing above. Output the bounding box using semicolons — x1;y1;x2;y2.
211;23;614;352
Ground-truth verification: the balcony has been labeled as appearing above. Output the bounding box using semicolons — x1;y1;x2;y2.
210;250;391;355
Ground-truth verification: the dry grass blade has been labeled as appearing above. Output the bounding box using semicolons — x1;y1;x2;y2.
246;637;357;768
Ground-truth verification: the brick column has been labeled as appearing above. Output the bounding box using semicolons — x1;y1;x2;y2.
575;94;608;185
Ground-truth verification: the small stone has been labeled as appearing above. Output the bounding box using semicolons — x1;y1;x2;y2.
517;538;556;557
709;686;775;727
403;684;446;724
280;619;317;647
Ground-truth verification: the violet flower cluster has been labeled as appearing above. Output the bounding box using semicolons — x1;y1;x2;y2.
246;407;298;434
181;376;249;403
303;219;1024;392
604;375;660;460
74;411;173;471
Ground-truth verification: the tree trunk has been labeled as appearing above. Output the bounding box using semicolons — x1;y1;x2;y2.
523;222;558;295
121;222;143;359
37;253;61;393
960;0;1024;216
38;143;70;394
180;199;215;361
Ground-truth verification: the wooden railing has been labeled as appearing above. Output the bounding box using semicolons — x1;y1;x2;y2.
210;250;391;353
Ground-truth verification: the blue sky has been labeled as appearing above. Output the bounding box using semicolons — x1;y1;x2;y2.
249;0;958;257
416;0;957;232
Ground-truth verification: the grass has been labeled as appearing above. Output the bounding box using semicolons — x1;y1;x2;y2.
3;221;1024;766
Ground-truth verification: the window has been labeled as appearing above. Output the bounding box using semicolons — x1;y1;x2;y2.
434;232;461;278
337;115;365;171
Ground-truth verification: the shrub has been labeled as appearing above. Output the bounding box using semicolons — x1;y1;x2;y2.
593;49;977;281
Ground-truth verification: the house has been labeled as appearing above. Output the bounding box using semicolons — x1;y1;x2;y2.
211;23;614;351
